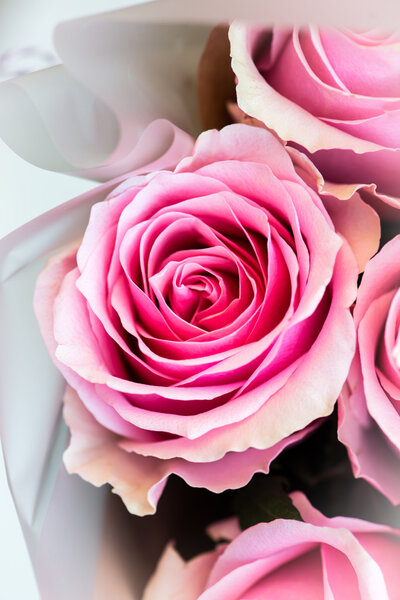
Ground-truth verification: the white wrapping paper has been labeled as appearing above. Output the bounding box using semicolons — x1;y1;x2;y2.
1;1;399;598
0;182;168;598
0;185;112;598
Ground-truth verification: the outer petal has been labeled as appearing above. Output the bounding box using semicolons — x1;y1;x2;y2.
339;237;400;504
316;190;380;273
34;245;141;438
291;491;399;534
286;146;381;273
353;235;400;325
338;382;400;505
312;145;400;199
64;386;316;515
143;545;222;600
63;386;168;516
359;293;400;452
176;122;299;183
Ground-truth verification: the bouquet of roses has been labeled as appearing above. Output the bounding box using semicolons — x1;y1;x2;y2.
1;1;400;598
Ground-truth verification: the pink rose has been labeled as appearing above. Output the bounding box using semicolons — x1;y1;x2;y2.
143;492;400;600
229;24;400;212
339;236;400;504
34;124;357;515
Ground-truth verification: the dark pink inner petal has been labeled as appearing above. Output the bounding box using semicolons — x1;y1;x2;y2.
245;231;295;343
151;255;239;327
239;284;331;395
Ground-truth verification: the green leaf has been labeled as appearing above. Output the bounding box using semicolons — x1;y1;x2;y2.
234;475;303;530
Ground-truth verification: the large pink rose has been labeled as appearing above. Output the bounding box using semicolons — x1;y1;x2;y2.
229;24;400;210
34;124;357;515
143;492;400;600
339;236;400;504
